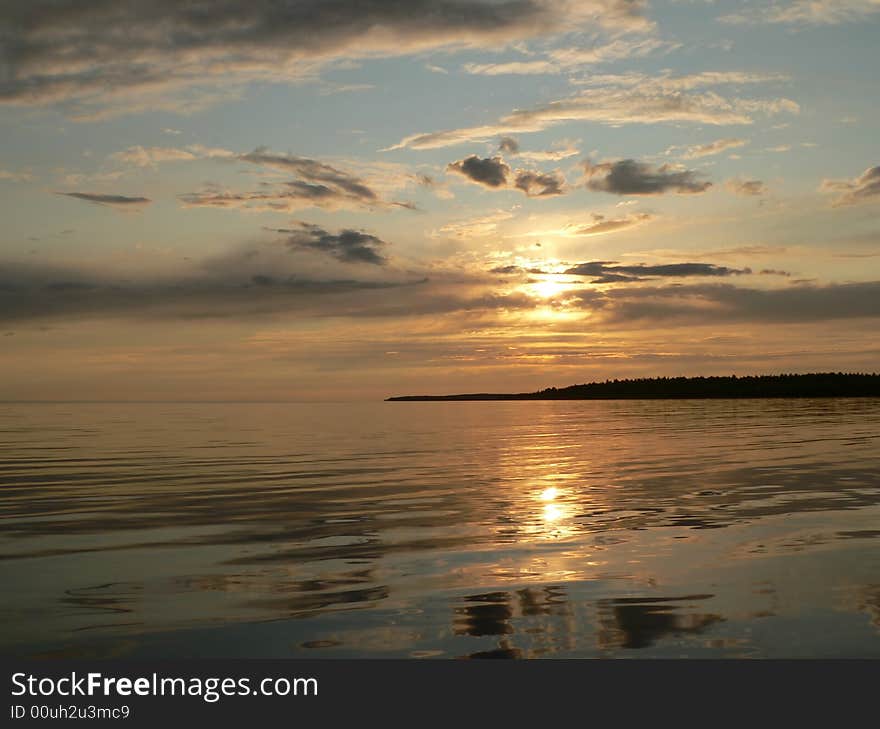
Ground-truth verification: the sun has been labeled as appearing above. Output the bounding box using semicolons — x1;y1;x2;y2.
526;277;571;299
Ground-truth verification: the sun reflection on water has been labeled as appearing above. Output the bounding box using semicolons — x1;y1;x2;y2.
528;480;578;540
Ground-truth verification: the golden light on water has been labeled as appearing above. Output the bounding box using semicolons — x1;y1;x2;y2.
540;486;566;523
529;482;577;538
543;502;565;523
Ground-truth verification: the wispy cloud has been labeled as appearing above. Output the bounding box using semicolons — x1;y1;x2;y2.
111;146;197;168
497;136;580;161
565;212;654;236
179;147;414;212
389;73;796;150
719;0;880;26
55;192;151;209
669;137;748;159
519;212;655;239
0;168;36;183
726;178;767;196
434;210;516;238
462;37;680;76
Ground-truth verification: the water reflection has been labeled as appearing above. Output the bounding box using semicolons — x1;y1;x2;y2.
454;587;576;659
1;399;879;657
454;593;514;637
596;595;723;651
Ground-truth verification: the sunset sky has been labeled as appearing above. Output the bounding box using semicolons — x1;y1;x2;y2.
1;0;879;400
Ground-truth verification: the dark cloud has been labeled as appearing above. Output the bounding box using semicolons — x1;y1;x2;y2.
241;149;377;201
565;261;752;283
271;223;389;265
584;159;711;195
489;265;523;274
447;155;510;188
584;281;880;324
56;192;151;208
513;170;565;196
447;154;566;197
821;165;880;206
0;258;425;323
2;256;879;329
0;1;646;117
759;268;791;277
498;136;520;154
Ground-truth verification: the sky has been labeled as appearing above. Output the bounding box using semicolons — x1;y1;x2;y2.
1;0;879;401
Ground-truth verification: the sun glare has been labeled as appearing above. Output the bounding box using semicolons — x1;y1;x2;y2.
527;278;571;299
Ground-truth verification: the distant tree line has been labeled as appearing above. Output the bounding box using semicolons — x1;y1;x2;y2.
387;373;880;400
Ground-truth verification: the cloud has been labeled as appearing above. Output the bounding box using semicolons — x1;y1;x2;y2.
447;155;510;188
726;178;766;196
55;192;151;209
584;159;711;195
0;0;650;117
498;137;520;154
463;60;558;76
462;37;680;76
670;137;748;159
179;147;412;212
565;261;751;283
0;258;425;324
513;170;565;197
110;146;197;168
185;144;237;160
271;223;390;265
586;281;880;324
820;166;880;206
1;257;876;330
0;168;35;183
517;146;581;162
719;0;880;26
570;70;790;91
242;148;379;200
390;73;797;150
110;143;236;168
414;173;454;200
547;37;680;66
434;210;516;238
497;136;580;161
447;154;566;197
565;212;653;236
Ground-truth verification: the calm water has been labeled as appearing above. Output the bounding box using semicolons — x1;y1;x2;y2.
1;400;879;658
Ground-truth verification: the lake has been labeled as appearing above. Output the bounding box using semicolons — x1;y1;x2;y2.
1;399;879;658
